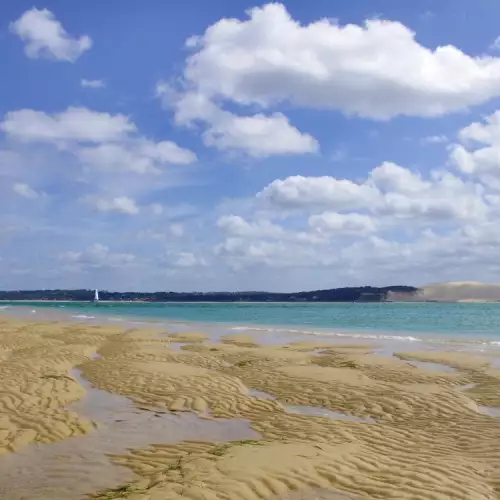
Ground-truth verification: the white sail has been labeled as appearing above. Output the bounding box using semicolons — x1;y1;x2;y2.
94;289;99;302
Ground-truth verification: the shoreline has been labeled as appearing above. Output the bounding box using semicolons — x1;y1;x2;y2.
3;298;500;303
0;316;499;498
2;302;500;352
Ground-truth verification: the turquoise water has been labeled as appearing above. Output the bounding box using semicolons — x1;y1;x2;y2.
2;301;500;344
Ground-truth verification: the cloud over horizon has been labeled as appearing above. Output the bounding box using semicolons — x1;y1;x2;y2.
2;1;500;291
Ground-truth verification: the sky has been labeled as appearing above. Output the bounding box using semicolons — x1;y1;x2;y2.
2;0;500;292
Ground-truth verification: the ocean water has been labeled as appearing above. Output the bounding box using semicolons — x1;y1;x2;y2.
1;301;500;348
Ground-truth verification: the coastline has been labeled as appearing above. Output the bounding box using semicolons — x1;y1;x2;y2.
3;298;500;303
2;301;500;351
0;315;499;498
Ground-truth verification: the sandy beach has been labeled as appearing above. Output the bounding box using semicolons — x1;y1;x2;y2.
0;317;500;499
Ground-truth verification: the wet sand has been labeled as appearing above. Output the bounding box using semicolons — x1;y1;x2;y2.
1;319;500;499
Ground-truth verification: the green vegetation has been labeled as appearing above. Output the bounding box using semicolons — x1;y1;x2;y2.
0;286;416;302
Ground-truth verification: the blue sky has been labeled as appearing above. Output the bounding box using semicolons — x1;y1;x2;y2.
2;0;500;292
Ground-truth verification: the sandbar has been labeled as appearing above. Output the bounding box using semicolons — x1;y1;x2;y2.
0;317;499;499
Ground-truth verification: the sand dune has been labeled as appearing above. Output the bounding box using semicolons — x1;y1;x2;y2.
0;321;500;499
391;281;500;302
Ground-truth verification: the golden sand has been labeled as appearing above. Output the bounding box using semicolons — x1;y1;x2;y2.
0;318;500;499
166;331;209;343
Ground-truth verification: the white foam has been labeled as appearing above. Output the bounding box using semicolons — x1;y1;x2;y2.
229;325;422;342
72;315;96;320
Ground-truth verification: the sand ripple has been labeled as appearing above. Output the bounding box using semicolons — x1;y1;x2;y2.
1;319;500;499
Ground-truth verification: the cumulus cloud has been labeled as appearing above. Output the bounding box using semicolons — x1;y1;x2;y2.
216;214;500;277
449;110;500;182
92;196;140;215
257;175;379;211
159;4;500;159
1;108;135;145
174;252;206;267
177;3;500;121
158;85;317;157
81;79;105;89
13;183;41;199
217;214;324;243
257;162;487;223
340;223;500;283
215;155;494;272
60;243;136;270
308;212;377;235
77;139;196;174
215;237;336;269
202;111;318;157
10;8;92;62
0;107;197;175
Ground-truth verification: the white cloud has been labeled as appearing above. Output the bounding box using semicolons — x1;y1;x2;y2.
13;182;41;199
10;8;92;62
77;139;196;174
60;243;136;270
217;214;324;243
215;214;328;270
81;79;105;89
176;3;500;120
422;135;448;145
459;110;500;144
0;107;197;177
141;139;197;164
1;108;135;144
202;111;318;157
213;148;497;273
158;85;317;157
174;252;206;267
215;214;500;276
491;36;500;51
92;196;140;215
449;110;500;182
340;223;500;283
215;237;335;269
369;162;427;194
257;175;379;210
308;212;377;235
258;162;487;223
78;143;159;174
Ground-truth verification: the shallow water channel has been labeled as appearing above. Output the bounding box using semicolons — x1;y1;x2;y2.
406;360;457;373
0;363;259;499
247;387;375;423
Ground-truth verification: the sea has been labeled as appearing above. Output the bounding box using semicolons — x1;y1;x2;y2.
1;301;500;357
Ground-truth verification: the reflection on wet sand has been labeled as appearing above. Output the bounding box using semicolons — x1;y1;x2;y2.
0;366;258;499
1;321;500;500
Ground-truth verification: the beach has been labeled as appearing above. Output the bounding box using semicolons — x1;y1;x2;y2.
0;314;500;499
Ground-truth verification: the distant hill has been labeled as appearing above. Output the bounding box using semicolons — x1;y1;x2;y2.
388;281;500;302
0;286;417;303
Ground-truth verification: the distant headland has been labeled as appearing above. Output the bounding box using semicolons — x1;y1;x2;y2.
0;286;415;303
2;282;500;303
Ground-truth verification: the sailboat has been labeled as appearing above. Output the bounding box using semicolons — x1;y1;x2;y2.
93;289;99;305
